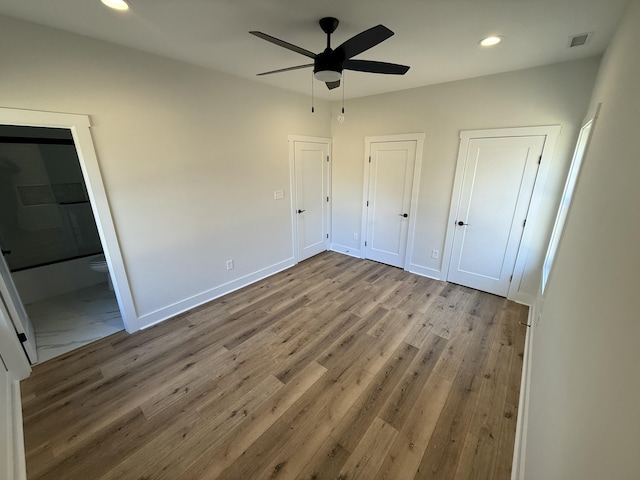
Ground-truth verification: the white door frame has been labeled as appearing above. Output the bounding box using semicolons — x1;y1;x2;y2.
0;107;138;336
441;125;561;303
288;135;332;264
360;133;425;268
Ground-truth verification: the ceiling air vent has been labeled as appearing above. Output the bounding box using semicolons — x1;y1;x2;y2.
569;32;593;48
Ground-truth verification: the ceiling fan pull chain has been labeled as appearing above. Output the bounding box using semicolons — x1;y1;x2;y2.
311;70;315;113
342;70;345;115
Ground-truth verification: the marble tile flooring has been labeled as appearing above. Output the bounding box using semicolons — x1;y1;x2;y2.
25;282;124;364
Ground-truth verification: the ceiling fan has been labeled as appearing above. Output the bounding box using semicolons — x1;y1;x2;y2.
250;17;410;90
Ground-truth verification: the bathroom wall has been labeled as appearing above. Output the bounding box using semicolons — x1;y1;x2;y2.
0;125;106;304
11;257;105;305
0;129;103;270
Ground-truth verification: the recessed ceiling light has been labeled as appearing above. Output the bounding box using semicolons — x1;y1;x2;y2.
101;0;129;11
479;35;503;47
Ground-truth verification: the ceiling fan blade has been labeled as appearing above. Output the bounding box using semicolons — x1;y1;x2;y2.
250;31;316;59
325;80;341;90
343;59;410;75
257;64;314;76
334;25;394;60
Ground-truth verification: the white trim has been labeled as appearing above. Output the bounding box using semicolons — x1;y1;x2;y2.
138;257;295;329
511;302;536;479
404;136;425;268
0;107;138;332
542;105;600;294
287;135;332;144
406;263;442;280
10;378;26;480
288;135;332;264
509;291;534;307
441;125;561;301
508;126;561;299
0;294;30;380
0;367;27;480
360;133;426;269
329;243;363;259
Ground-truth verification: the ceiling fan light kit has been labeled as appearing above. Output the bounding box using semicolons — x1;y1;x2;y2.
250;16;410;93
314;69;341;82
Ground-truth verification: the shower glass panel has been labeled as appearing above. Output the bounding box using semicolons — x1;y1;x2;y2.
0;125;102;272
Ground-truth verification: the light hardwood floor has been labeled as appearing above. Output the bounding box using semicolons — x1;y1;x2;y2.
21;252;528;479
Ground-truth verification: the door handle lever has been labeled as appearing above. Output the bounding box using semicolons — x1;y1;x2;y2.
297;209;306;214
457;221;469;226
1;249;11;256
398;213;408;218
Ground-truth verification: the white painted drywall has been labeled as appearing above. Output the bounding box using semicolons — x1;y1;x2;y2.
0;15;330;325
523;1;640;478
330;58;600;297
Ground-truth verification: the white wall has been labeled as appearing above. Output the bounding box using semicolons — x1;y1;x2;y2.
0;15;330;325
523;1;640;478
329;58;600;298
0;13;601;327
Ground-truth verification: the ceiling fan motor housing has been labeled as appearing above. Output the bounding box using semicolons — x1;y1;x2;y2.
314;49;344;78
251;16;409;89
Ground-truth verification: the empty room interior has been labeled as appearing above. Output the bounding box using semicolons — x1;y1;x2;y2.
0;1;639;479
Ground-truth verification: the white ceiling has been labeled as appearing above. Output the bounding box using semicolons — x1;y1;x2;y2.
0;0;630;100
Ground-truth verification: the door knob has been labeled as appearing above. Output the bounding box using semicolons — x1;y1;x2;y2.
457;221;468;226
297;209;306;214
398;213;408;218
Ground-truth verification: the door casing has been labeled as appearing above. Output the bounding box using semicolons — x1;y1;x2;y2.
361;133;425;269
442;125;561;304
0;107;138;344
0;252;37;363
288;135;331;264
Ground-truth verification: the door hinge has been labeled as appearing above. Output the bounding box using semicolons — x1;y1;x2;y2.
538;155;542;165
366;200;369;207
510;275;513;282
17;332;27;343
327;155;330;162
327;196;329;202
369;156;372;163
326;234;329;239
364;241;367;246
523;219;527;227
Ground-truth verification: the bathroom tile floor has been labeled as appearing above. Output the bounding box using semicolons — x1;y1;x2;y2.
25;282;124;364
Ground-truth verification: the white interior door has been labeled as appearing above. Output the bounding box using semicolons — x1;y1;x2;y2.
0;250;37;363
364;140;417;268
293;140;330;262
447;135;545;296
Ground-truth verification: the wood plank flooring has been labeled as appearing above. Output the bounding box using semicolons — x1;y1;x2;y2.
20;252;528;480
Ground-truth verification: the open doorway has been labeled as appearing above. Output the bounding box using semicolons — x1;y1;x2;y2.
0;107;137;366
0;125;123;363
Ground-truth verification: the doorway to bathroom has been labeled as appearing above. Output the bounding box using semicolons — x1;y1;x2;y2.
0;124;124;363
0;107;137;367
